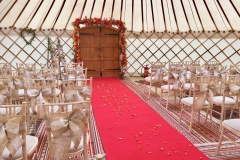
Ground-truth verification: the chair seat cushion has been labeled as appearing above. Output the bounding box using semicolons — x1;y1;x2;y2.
161;85;173;91
2;135;38;159
163;76;168;82
144;77;157;83
181;97;209;106
213;96;236;106
223;119;240;132
184;83;194;90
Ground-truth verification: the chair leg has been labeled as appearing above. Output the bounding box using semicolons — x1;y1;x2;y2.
219;108;225;132
179;103;184;123
148;83;152;98
210;110;213;128
166;95;169;110
189;108;195;133
205;110;209;123
198;110;200;122
216;127;225;154
159;89;162;104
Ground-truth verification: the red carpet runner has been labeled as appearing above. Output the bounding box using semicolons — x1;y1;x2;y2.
91;78;209;160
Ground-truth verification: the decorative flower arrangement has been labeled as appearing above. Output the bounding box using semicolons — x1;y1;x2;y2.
72;17;127;75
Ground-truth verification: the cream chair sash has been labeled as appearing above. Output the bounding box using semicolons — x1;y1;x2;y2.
0;84;9;104
80;86;92;96
64;90;84;102
195;69;209;76
228;83;240;95
214;68;226;80
0;94;5;105
187;67;206;78
45;109;87;160
229;68;240;75
194;82;218;109
154;67;167;81
27;89;46;119
170;69;185;91
10;78;24;99
0;117;24;159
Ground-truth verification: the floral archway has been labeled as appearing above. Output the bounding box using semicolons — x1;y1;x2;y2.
72;17;127;75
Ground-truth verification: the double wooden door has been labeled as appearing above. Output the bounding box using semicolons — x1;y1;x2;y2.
79;26;119;77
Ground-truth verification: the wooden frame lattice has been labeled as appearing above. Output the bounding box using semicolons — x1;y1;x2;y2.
0;28;239;77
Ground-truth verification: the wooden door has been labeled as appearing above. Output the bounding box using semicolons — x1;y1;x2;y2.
80;26;119;77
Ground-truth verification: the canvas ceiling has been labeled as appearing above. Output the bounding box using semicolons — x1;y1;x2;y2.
0;0;239;33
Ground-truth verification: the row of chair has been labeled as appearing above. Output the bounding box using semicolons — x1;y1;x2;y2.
144;61;240;154
0;62;92;159
0;101;90;160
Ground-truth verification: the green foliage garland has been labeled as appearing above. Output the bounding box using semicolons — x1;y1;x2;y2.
20;28;36;45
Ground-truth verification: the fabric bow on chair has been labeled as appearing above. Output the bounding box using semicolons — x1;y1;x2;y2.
195;69;209;76
27;89;46;119
193;80;218;126
180;76;218;132
144;66;167;98
171;69;185;91
214;68;226;80
45;109;88;160
194;81;217;110
229;68;240;75
0;117;24;159
160;67;185;110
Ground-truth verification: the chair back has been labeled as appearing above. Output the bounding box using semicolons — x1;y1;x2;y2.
62;77;93;102
168;66;186;91
0;78;11;104
0;103;27;159
43;101;90;160
169;61;184;68
185;60;200;66
65;66;88;80
150;61;167;81
228;65;240;75
193;75;220;109
24;77;61;103
66;62;84;68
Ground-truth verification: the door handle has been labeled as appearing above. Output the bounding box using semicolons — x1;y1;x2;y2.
94;48;101;51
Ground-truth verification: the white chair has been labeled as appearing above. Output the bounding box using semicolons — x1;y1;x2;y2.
216;118;240;154
212;75;240;132
160;66;185;110
43;101;90;160
1;102;38;160
162;62;184;83
183;65;202;97
143;61;167;98
24;77;62;133
61;77;93;102
203;61;220;75
180;75;219;132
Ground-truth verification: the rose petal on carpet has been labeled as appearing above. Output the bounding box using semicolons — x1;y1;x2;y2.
91;77;209;160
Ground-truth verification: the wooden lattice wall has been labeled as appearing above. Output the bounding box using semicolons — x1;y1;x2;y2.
0;28;239;76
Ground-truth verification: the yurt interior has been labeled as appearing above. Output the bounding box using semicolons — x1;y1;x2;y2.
0;0;240;159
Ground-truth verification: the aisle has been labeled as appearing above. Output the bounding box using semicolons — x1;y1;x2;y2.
91;77;209;160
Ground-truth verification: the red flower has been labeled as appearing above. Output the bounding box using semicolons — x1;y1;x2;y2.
72;17;127;66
